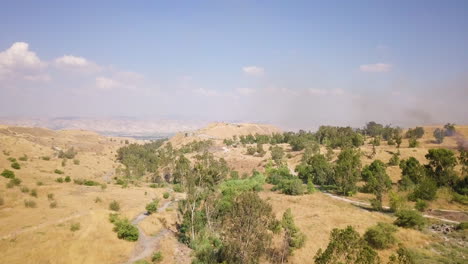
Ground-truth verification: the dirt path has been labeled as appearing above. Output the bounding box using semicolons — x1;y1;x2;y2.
322;192;462;224
125;199;178;264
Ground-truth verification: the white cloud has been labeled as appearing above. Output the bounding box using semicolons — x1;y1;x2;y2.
95;77;121;90
24;74;51;82
242;66;264;76
308;88;345;96
308;88;328;95
359;63;392;73
193;88;220;97
236;87;255;96
0;42;44;80
55;55;89;67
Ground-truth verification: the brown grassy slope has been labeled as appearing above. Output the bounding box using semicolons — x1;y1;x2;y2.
0;126;179;264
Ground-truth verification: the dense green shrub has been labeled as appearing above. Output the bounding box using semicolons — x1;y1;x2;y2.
70;223;80;231
425;148;458;187
109;200;120;211
41;156;50;161
56;177;64;183
334;148;361;196
7;157;17;162
246;146;256;155
389;192;406;213
394;210;426;230
110;215;139;241
456;222;468;230
163;192;170;199
24;199;37;208
282;209;306;249
364;223;397;249
65;176;71;182
83;180;100;186
314;226;380;264
11;162;21;170
173;184;183;192
399;157;426;186
152;251;163;263
296;154;334;185
146;199;159;214
408;138;419;148
1;169;15;178
415;199;428;212
388;152;400;166
30;189;38;197
54;169;64;174
408;178;438;201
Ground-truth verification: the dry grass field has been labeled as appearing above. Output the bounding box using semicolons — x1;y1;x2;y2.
0;123;466;263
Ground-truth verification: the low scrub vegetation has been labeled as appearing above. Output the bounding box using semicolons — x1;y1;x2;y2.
394;210;426;230
146;199;159;214
24;200;37;208
109;200;120;211
109;213;139;241
363;223;397;249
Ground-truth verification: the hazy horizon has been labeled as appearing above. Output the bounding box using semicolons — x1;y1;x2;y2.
1;1;467;130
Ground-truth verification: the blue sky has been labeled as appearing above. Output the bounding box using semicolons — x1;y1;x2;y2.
0;0;467;129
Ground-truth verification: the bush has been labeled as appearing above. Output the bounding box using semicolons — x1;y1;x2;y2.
58;147;77;159
24;200;37;208
73;159;80;165
364;222;397;249
389;191;406;213
388;153;400;166
9;177;21;186
20;186;29;193
54;169;64;174
408;178;438;201
7;157;17;162
408;138;419;148
11;162;21;170
415;199;428;212
19;155;28;161
273;178;306;195
394;210;426;229
163;192;170;199
109;200;120;211
47;193;54;200
173;184;183;193
456;222;468;230
146;199;159;214
70;223;80;232
1;169;15;178
84;180;100;186
65;176;71;182
36;181;44;186
152;251;163;263
30;189;38;197
110;215;139;241
50;201;57;208
61;159;67;167
56;177;64;183
41;156;50;161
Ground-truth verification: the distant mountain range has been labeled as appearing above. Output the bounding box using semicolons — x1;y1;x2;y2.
0;117;208;137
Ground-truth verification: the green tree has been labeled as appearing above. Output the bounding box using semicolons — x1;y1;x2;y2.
394;210;426;230
270;145;284;165
221;192;276;264
172;155;191;184
334;148;361;196
364;222;397;249
399;157;425;187
296;154;334;185
362;160;392;210
282;209;306;250
314;226;380;264
444;123;456;136
425;148;458;187
433;128;445;144
146;199;159;214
